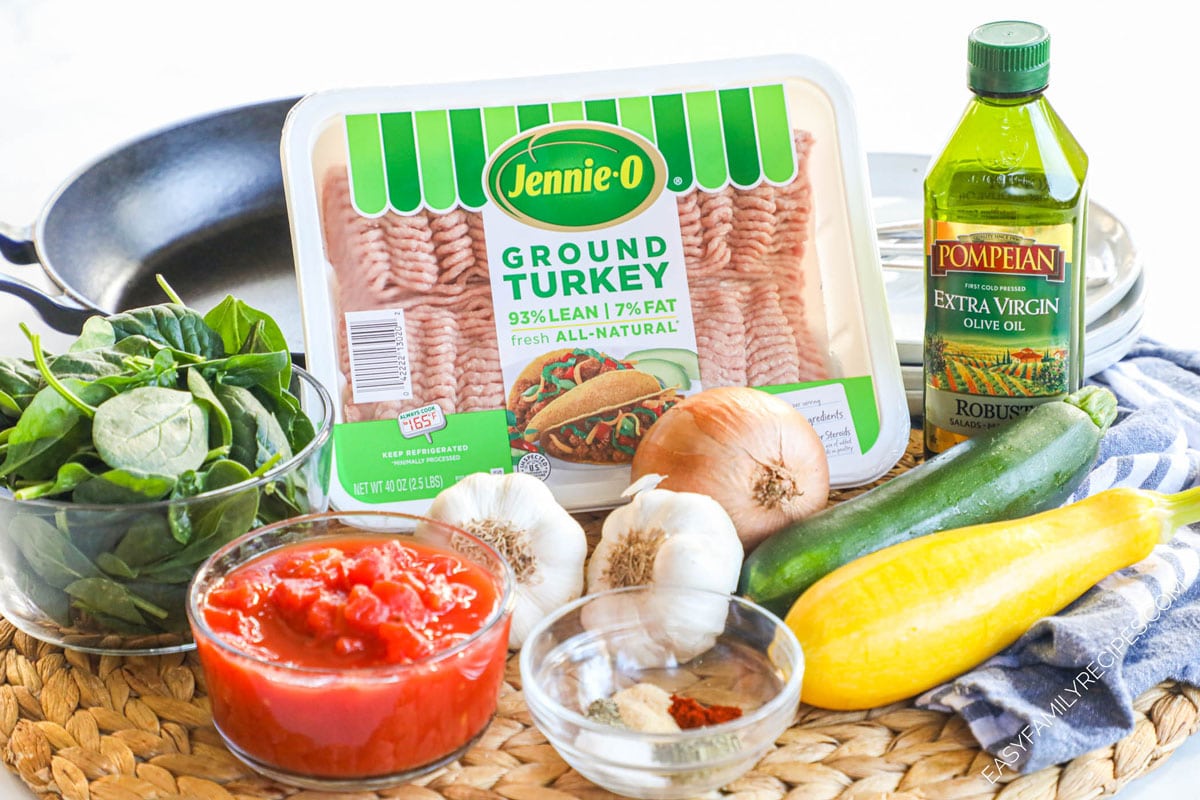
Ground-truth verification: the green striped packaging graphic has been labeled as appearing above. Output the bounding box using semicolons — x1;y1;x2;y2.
343;84;796;216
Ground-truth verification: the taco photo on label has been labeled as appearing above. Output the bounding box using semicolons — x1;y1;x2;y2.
507;348;640;430
523;370;678;464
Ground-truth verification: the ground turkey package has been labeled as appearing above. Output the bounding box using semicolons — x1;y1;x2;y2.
282;56;908;513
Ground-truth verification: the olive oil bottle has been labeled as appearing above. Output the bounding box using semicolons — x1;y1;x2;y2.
923;21;1087;454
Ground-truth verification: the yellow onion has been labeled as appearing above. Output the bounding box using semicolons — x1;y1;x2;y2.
631;386;829;550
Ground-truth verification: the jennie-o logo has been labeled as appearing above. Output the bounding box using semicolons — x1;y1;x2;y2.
930;233;1064;282
485;123;667;232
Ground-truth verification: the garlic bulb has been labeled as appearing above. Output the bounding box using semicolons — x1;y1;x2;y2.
587;482;742;594
584;484;743;663
424;472;586;648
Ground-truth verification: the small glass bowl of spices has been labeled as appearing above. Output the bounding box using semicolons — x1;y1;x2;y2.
520;585;803;799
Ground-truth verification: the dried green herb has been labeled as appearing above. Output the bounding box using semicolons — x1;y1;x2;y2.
586;698;627;728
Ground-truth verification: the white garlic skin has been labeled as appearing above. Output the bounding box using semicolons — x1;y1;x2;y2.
584;489;743;664
587;488;742;594
424;472;586;649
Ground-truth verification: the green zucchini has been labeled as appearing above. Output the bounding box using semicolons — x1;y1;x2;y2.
739;386;1118;617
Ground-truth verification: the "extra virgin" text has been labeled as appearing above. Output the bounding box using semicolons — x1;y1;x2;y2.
933;290;1060;316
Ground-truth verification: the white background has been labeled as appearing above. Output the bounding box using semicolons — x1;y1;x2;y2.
0;1;1195;797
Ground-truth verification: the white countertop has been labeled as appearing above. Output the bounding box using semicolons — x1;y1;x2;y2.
1;1;1196;797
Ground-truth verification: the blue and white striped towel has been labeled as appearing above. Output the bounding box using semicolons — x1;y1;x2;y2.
918;339;1200;777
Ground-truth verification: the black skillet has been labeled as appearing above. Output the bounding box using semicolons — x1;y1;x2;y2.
0;97;306;352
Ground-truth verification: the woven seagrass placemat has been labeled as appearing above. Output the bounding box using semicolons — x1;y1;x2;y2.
3;430;1199;800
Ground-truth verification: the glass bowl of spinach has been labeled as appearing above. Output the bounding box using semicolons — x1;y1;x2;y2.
0;286;334;654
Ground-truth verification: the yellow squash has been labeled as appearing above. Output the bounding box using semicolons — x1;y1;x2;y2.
786;485;1200;710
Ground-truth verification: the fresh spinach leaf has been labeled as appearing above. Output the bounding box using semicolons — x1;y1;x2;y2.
90;349;183;395
112;513;184;568
216;384;292;470
0;390;21;422
106;303;225;359
186;369;232;450
170;469;206;500
0;356;43;416
270;387;317;452
0;380;113;481
111;334;192;363
203;296;293;408
136;561;201;584
65;577;169;625
13;461;97;500
199;351;290;391
141;348;183;388
259;475;309;523
92;387;209;476
121;581;190;632
69;317;117;352
204;295;288;359
53;506;140;560
95;552;138;579
167;502;193;545
180;460;257;544
48;348;134;382
9;513;103;589
158;458;258;564
73;468;175;504
203;458;255;490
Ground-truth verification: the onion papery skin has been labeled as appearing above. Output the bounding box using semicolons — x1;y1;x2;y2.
631;387;830;550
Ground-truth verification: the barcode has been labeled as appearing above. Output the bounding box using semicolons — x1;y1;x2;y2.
345;309;413;404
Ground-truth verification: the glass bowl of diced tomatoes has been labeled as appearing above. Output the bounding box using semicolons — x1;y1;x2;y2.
187;510;515;791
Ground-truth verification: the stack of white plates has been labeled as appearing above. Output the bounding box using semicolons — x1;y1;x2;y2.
869;153;1145;416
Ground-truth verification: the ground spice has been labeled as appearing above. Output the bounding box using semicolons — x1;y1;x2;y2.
667;694;743;729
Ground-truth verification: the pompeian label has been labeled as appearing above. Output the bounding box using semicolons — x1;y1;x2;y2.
929;234;1065;282
924;222;1076;438
484;123;667;231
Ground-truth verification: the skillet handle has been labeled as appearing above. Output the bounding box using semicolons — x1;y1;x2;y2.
0;221;37;265
0;221;97;334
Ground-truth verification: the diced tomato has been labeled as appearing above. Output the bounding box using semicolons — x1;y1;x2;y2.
343;584;390;632
378;619;436;662
372;580;430;628
305;595;340;639
205;606;263;645
206;581;263;614
271;578;322;617
205;606;244;636
427;580;477;613
281;547;344;581
346;555;385;587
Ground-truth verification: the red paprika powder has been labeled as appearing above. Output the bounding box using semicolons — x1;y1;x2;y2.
668;694;743;729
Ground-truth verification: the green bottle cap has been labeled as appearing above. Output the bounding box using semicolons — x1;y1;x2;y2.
968;20;1050;96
